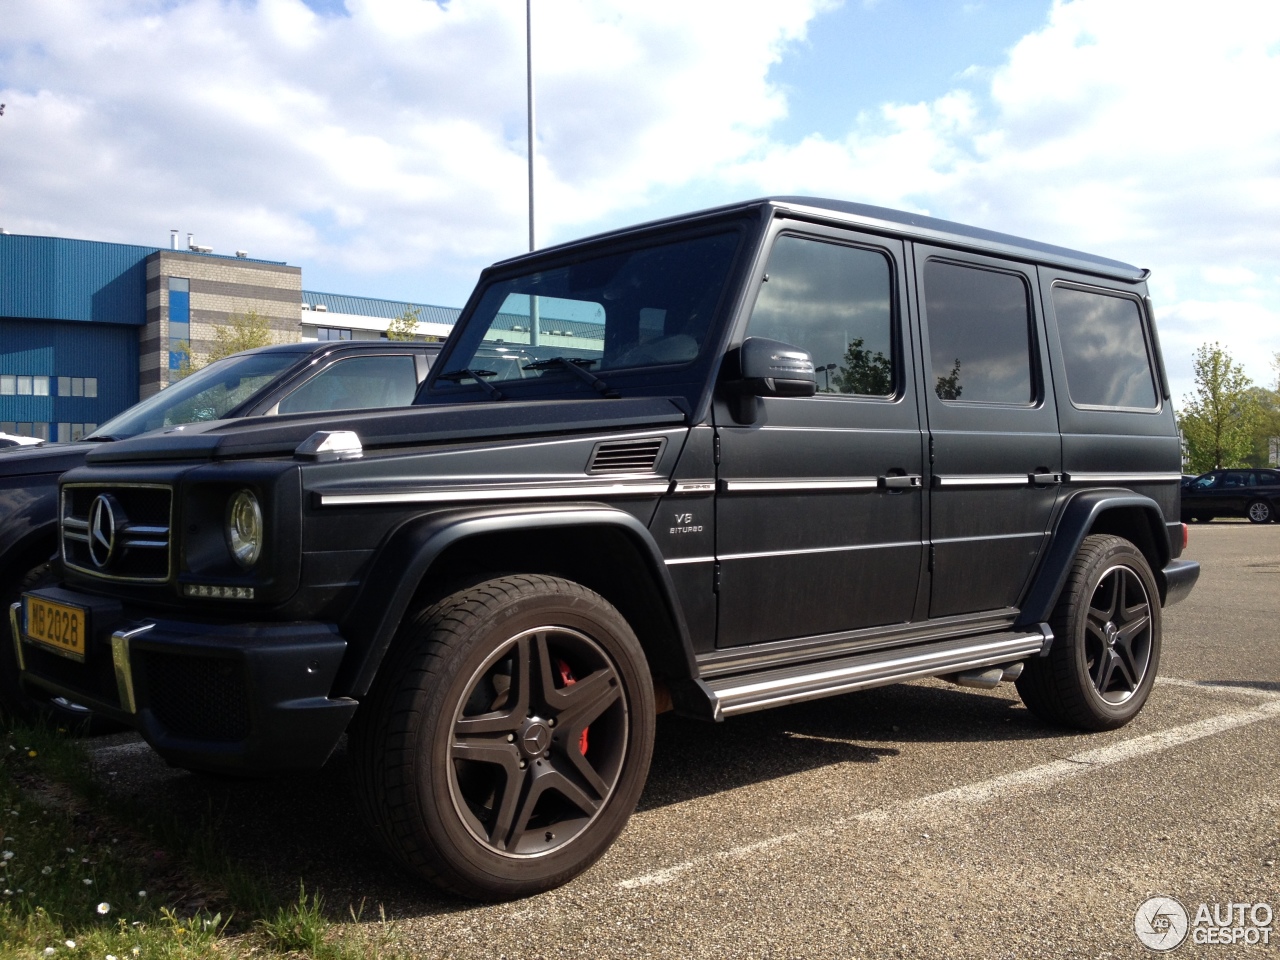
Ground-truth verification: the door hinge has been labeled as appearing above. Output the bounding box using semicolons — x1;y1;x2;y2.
928;436;935;464
713;561;721;593
928;545;935;573
713;433;721;465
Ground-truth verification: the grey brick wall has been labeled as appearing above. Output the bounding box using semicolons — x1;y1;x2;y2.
141;251;302;397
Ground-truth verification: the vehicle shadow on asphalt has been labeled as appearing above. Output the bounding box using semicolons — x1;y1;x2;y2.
88;680;1067;918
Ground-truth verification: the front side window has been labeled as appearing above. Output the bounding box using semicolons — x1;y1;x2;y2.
1052;285;1157;409
434;231;742;393
924;260;1034;405
747;235;895;396
278;355;418;414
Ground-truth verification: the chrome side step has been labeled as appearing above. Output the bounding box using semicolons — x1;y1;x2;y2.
704;627;1051;720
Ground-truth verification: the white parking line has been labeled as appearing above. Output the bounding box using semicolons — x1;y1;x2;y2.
618;684;1280;890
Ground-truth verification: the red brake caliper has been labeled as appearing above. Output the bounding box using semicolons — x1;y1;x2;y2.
557;659;589;756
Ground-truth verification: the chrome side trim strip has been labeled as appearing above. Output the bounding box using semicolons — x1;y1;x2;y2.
1067;472;1183;483
722;478;879;493
110;622;153;715
930;530;1045;546
719;540;919;562
319;480;671;506
8;602;25;672
664;555;716;566
712;632;1048;718
934;475;1030;487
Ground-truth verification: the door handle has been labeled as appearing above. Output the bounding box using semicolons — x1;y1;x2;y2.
1029;472;1063;485
880;474;922;490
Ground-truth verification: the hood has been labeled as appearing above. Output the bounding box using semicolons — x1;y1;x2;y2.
85;397;691;465
0;441;93;479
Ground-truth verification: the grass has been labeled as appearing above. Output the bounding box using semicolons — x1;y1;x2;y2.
0;720;401;959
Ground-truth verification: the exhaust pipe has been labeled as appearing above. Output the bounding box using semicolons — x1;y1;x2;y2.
944;661;1025;690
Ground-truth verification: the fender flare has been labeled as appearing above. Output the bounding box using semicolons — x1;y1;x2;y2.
337;503;698;697
1016;488;1171;628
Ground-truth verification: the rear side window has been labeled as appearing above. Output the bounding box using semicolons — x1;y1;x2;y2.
923;260;1034;404
1052;285;1157;409
748;235;895;396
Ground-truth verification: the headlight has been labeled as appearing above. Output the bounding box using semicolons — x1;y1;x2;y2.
226;489;263;568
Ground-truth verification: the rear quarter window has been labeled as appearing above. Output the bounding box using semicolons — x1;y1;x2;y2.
1052;285;1157;410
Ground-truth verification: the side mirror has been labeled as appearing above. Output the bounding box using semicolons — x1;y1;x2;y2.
727;338;817;424
739;337;818;398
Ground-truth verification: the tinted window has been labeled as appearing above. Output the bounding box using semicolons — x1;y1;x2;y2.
924;261;1033;404
278;355;418;414
747;235;894;396
1052;286;1157;409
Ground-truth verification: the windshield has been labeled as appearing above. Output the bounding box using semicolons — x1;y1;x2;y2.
431;231;741;394
89;351;304;439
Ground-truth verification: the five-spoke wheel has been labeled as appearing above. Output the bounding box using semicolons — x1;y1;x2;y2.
1016;535;1161;730
351;575;654;900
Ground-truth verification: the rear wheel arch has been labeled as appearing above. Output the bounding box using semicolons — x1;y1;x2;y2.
1019;491;1171;626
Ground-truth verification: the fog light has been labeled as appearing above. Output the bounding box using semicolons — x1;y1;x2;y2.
226;489;263;568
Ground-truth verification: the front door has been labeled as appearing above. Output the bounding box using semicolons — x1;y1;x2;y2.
714;227;925;648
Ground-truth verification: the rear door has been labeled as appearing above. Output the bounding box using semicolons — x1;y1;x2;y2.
714;226;925;648
914;247;1062;619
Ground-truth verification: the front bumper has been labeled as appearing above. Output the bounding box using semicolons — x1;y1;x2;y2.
10;585;356;776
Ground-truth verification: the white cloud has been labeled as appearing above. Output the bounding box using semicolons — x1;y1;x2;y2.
1;0;1277;401
0;0;826;301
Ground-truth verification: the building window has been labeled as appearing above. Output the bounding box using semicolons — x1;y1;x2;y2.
169;277;191;372
317;327;353;341
0;376;13;395
57;422;97;442
17;376;32;396
58;376;99;397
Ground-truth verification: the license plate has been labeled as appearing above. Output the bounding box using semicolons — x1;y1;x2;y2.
22;595;88;661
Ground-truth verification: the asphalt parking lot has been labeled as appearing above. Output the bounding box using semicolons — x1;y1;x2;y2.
88;521;1279;958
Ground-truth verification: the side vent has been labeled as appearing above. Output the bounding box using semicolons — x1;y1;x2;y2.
588;437;667;474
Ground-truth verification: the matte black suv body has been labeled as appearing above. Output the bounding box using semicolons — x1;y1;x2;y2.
0;339;441;720
12;198;1199;899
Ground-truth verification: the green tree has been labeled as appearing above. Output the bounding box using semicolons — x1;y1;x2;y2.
833;338;892;395
935;358;963;400
206;310;276;364
1178;342;1260;473
170;339;195;380
1245;385;1280;467
386;306;421;342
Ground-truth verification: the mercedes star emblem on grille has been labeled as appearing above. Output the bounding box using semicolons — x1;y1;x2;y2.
88;494;118;568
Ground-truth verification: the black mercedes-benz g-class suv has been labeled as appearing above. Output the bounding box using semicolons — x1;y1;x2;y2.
11;198;1198;899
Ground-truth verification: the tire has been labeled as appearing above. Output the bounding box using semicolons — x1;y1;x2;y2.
350;575;655;900
1016;535;1161;731
1246;500;1273;524
1;562;123;735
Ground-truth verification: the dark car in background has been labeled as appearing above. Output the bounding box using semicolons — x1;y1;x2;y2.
0;338;441;721
1181;468;1280;523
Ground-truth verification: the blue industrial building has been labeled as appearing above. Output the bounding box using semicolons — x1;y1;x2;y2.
0;232;462;440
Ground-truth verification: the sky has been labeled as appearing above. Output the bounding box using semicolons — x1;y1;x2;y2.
1;0;1278;403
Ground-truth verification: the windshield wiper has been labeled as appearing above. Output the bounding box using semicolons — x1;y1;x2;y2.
523;357;611;395
435;369;504;401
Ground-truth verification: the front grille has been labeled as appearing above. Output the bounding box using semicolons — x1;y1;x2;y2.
143;652;251;741
62;484;173;583
588;437;666;474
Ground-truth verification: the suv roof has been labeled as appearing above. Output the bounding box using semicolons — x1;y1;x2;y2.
499;196;1145;282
